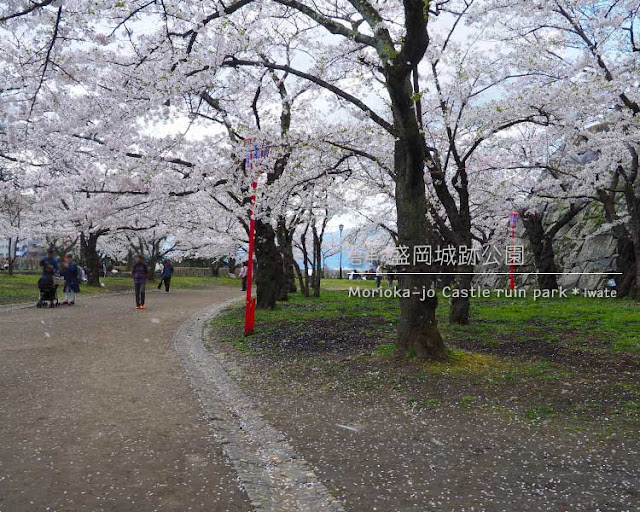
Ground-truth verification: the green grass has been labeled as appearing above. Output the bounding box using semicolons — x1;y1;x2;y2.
229;285;640;354
524;405;556;421
442;294;640;353
322;277;377;290
208;282;639;430
0;272;239;305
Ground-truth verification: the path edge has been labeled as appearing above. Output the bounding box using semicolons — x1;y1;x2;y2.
172;298;345;512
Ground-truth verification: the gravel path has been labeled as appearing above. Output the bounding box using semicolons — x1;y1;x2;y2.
0;288;251;512
173;300;344;512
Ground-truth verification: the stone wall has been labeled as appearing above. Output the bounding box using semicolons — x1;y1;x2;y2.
475;203;619;290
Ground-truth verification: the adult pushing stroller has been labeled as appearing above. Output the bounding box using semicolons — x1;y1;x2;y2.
37;273;59;308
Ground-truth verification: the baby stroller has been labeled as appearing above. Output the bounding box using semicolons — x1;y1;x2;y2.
37;274;59;308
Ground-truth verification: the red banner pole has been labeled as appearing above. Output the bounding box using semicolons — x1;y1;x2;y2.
244;178;257;335
508;211;518;291
509;224;515;291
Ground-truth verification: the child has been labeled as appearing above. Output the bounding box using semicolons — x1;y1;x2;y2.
132;254;149;309
61;254;80;305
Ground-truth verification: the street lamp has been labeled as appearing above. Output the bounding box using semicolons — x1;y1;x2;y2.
339;224;344;279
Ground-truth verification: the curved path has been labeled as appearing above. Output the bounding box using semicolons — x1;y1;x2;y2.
0;288;251;512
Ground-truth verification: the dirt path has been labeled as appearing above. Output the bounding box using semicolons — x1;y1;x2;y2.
212;340;640;512
0;287;251;512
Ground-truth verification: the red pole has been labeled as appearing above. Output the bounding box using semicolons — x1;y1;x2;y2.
508;211;518;291
509;224;515;291
244;179;257;336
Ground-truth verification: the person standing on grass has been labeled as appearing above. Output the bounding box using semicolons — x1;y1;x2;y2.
386;265;395;288
240;261;248;291
61;253;80;305
157;259;174;292
375;263;383;288
132;254;148;309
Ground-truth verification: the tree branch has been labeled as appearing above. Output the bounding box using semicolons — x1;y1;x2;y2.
222;56;396;135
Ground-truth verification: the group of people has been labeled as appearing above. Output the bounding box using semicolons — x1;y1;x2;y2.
376;264;396;288
39;249;83;305
38;249;175;309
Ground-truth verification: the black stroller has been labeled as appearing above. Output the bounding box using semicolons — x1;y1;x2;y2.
37;274;59;308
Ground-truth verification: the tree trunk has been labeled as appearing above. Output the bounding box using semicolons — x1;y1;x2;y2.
388;65;446;359
254;219;285;309
394;140;446;359
228;258;237;275
522;212;559;290
293;260;308;297
80;232;101;286
7;237;18;276
277;217;297;295
147;240;161;281
299;225;311;297
449;267;473;324
624;182;640;299
630;241;640;300
312;225;322;297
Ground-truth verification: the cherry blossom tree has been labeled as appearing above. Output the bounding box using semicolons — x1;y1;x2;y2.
482;0;640;297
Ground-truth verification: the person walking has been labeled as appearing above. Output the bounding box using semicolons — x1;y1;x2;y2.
60;253;80;305
132;254;149;309
157;259;174;292
239;261;248;291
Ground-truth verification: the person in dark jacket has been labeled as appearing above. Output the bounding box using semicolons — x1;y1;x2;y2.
132;254;149;309
157;259;174;292
60;253;80;305
40;248;59;275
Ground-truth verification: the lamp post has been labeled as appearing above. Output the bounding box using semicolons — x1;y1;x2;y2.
339;224;344;279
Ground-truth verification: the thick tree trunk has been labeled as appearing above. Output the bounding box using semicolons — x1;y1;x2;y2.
388;64;446;359
522;212;559;290
277;217;297;295
80;232;101;286
254;219;285;309
394;140;446;360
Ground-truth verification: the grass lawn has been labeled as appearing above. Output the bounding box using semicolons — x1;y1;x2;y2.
209;283;640;431
0;272;239;305
215;284;640;353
